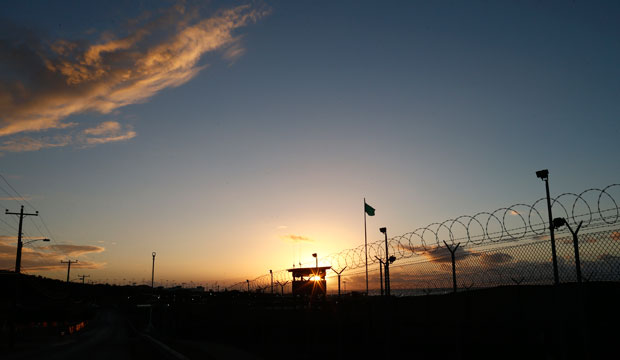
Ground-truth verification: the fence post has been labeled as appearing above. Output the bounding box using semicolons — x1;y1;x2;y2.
444;241;461;293
568;221;583;284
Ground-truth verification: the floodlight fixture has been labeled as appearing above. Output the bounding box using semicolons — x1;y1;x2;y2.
379;227;387;234
388;255;396;264
553;217;567;229
24;238;50;245
536;169;549;180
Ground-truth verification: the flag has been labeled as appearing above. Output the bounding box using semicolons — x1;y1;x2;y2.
365;202;375;216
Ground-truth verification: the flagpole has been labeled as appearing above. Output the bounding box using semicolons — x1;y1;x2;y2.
364;198;369;296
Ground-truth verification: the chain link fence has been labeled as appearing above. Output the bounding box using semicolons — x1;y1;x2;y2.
230;227;620;295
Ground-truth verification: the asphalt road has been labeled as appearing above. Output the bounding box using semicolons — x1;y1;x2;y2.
6;308;169;360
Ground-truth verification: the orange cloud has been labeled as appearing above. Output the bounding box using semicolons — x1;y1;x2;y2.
45;244;105;256
81;121;136;145
0;236;105;271
0;195;32;201
0;3;267;140
281;234;314;243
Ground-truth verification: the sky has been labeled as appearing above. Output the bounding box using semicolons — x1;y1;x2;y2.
1;0;619;287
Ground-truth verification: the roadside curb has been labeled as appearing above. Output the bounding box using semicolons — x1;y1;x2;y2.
139;332;190;360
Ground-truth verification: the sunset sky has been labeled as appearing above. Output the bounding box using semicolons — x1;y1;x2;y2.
1;1;619;287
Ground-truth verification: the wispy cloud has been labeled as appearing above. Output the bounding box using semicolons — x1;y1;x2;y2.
0;135;72;153
80;121;136;145
479;252;513;265
44;244;105;256
0;2;267;149
281;234;314;243
398;243;477;263
0;120;136;153
0;195;32;201
0;237;106;271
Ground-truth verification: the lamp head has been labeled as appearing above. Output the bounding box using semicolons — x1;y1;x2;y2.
379;227;387;234
152;252;156;257
389;255;396;264
536;169;549;180
312;253;317;258
553;217;567;229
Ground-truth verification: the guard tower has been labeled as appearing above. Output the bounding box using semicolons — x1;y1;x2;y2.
287;266;331;297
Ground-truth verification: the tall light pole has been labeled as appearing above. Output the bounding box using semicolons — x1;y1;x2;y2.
270;270;273;294
151;252;156;289
5;206;39;274
379;227;391;296
374;256;384;296
312;253;318;281
536;169;559;285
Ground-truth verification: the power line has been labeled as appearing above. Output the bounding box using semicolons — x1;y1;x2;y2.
0;173;37;211
0;217;18;232
0;172;58;244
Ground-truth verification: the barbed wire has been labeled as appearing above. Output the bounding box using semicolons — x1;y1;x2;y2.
230;184;620;291
323;184;620;271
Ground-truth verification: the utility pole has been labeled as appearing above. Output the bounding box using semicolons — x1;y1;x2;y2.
61;260;78;282
151;252;156;289
5;205;39;274
78;274;90;284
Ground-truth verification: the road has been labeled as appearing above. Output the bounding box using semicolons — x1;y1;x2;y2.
6;308;169;360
